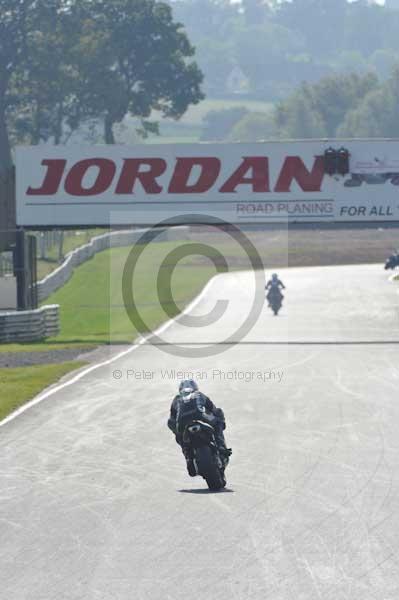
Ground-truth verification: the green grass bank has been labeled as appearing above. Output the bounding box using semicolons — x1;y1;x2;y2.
0;362;87;422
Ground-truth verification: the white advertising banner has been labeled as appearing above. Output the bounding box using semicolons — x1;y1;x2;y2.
16;140;399;226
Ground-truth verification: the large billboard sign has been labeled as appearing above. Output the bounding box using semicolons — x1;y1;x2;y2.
16;140;399;226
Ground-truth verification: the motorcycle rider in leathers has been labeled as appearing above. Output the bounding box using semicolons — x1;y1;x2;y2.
265;273;286;306
168;379;232;477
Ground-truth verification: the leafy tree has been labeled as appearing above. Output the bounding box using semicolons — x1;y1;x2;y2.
76;0;204;143
275;0;347;58
228;111;277;141
233;23;305;96
272;71;380;139
270;61;399;140
337;89;390;138
338;66;399;138
334;51;368;75
0;0;39;250
167;0;399;98
309;72;378;136
8;2;82;146
0;0;35;172
166;0;238;95
370;49;399;80
194;39;234;96
0;0;204;157
274;72;378;138
275;91;327;139
343;1;386;57
0;0;204;251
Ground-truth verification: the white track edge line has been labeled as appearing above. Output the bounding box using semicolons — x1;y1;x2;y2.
0;275;218;429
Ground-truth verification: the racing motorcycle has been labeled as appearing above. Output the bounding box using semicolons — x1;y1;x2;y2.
385;253;399;270
182;419;227;491
268;287;283;316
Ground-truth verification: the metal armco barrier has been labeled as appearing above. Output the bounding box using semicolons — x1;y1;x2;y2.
37;226;189;302
0;305;59;343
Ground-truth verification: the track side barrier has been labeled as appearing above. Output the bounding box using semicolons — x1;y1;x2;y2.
37;226;189;302
0;305;59;343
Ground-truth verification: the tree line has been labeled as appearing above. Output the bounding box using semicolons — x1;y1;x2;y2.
201;68;399;142
171;0;399;98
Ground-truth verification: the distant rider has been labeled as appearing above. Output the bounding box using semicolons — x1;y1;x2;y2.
168;379;232;477
265;273;286;306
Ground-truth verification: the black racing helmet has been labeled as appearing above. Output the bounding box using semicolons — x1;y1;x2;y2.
179;379;199;395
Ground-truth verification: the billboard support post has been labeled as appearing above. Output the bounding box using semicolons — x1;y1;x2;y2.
14;229;38;311
14;229;27;310
0;166;16;251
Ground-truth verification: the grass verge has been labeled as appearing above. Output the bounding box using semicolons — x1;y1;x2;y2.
0;362;87;421
46;241;220;344
0;343;97;353
1;239;220;352
0;239;219;418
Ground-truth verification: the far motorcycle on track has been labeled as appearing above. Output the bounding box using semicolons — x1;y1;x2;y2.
265;273;285;316
385;252;399;270
268;287;283;316
182;419;227;491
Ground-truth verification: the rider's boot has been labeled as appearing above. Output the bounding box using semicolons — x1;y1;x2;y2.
219;445;232;467
215;431;232;468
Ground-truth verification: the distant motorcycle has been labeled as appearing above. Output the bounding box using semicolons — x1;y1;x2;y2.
385;253;399;270
182;419;227;491
267;287;283;316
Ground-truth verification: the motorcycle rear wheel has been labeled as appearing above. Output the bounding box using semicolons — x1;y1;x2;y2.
272;303;281;315
195;446;226;491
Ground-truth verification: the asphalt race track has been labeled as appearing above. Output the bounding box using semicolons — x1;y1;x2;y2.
1;264;399;600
